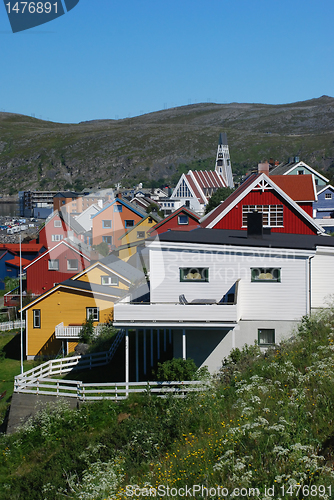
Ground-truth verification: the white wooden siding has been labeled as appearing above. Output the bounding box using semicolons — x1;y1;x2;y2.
149;247;310;322
311;248;334;308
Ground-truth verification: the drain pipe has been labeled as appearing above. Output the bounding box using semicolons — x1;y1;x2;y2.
308;254;315;315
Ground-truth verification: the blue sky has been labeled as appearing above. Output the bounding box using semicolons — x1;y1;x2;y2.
0;0;333;123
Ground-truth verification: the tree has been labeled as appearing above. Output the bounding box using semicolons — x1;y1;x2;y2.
93;242;110;257
205;187;234;214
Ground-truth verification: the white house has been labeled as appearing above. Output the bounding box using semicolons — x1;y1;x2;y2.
113;222;334;379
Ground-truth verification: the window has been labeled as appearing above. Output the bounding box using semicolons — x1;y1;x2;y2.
33;309;41;328
242;205;283;227
54;220;61;227
325;193;332;199
297;170;304;175
178;215;189;225
101;275;119;286
175;179;192;198
137;231;145;238
114;205;122;212
48;259;59;270
125;220;134;228
51;234;63;242
86;307;99;321
251;268;281;282
180;267;209;282
102;220;112;228
102;236;112;244
67;259;78;271
258;329;275;345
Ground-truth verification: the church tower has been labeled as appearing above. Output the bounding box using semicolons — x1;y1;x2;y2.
215;132;234;188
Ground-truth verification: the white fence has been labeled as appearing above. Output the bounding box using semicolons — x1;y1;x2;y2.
14;379;207;401
55;322;108;339
0;320;25;332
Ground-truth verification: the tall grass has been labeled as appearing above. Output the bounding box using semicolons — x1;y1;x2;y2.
1;310;334;499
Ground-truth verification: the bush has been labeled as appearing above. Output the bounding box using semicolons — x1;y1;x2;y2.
79;316;95;344
155;358;208;381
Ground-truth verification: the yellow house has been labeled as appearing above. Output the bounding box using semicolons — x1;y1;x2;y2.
117;215;160;262
21;255;145;359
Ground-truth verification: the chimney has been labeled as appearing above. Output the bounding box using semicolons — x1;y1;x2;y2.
258;161;269;175
116;192;122;199
247;211;263;238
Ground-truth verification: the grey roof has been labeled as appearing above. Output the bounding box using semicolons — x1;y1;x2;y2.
61;279;127;298
153;228;334;251
269;162;298;175
54;191;80;198
219;132;228;146
60;210;86;235
99;253;145;282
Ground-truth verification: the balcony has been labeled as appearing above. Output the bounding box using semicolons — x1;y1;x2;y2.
55;322;104;339
113;301;239;328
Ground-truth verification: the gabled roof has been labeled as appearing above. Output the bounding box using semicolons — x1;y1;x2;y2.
53;191;80;198
270;175;317;202
147;207;200;234
118;214;161;240
191;170;227;190
91;197;147;219
60;209;86;235
0;243;45;253
316;184;334;196
73;253;144;284
200;173;324;233
270;161;329;182
23;240;90;271
21;279;126;312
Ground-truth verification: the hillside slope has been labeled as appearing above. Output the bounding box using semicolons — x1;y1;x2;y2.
0;95;334;194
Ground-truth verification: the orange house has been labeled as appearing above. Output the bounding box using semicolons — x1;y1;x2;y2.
92;198;145;248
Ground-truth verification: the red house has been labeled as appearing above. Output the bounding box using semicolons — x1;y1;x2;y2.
24;240;90;295
148;207;200;237
200;173;323;235
38;210;85;249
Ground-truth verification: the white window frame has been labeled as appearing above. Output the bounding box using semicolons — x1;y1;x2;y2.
242;205;283;227
325;193;332;199
178;215;189;225
54;220;62;227
48;259;59;271
51;234;63;242
101;275;119;286
67;259;78;271
33;309;41;328
86;307;99;321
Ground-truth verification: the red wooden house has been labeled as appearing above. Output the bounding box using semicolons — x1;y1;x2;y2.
38;210;85;249
200;173;323;235
148;207;200;237
24;240;90;295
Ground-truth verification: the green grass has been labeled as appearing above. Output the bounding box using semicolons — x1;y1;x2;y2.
0;332;38;426
1;311;334;498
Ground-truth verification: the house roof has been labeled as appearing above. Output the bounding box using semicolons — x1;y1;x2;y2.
316;184;334;196
152;227;334;251
5;256;31;268
118;214;161;240
20;278;127;312
54;191;80;198
0;243;45;253
200;173;324;233
23;240;90;271
270;161;329;182
99;253;145;282
91;197;147;219
270;175;317;202
147;207;200;234
60;209;86;235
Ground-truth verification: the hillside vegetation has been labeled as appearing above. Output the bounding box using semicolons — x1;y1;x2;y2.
1;309;334;499
0;96;334;194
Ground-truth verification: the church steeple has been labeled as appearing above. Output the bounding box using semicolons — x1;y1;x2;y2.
215;132;234;188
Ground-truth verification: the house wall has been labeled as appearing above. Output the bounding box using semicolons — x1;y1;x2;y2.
26;246;90;295
39;214;72;248
26;288;115;357
149;246;310;322
313;188;334;219
311;248;334;309
287;166;327;186
172;319;300;374
150;213;200;236
119;218;157;246
92;201;143;248
212;190;316;234
77;266;129;290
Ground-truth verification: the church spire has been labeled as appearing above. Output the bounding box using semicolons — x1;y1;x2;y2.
215;132;233;188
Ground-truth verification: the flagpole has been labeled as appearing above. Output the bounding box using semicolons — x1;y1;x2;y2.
19;223;23;374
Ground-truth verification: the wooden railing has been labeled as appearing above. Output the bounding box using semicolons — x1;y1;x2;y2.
0;320;25;332
14;379;208;401
54;322;109;339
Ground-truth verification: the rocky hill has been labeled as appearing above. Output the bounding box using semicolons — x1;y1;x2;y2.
0;95;334;194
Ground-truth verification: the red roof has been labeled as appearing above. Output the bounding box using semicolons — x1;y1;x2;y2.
191;170;226;189
270;175;316;202
148;207;200;234
5;256;31;268
201;174;257;227
0;243;45;253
